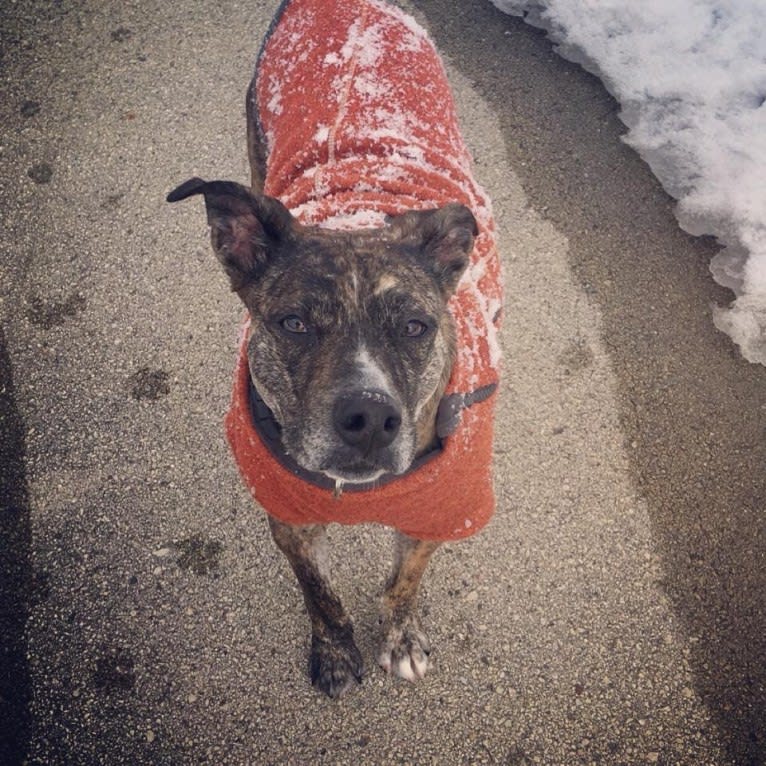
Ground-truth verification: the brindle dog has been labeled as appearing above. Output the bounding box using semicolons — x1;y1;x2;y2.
168;177;475;697
167;14;481;701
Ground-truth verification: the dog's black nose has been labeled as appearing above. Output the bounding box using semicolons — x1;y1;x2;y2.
333;391;402;451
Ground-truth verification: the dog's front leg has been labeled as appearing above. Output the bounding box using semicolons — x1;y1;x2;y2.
268;517;363;698
378;532;441;681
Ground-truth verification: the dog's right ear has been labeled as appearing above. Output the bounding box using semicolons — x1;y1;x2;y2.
384;203;477;296
167;177;295;291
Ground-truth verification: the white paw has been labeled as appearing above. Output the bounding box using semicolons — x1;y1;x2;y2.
378;620;431;681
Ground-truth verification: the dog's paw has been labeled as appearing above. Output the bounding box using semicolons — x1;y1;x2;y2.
309;633;364;698
378;617;431;682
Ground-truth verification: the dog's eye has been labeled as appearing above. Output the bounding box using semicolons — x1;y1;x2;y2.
280;315;308;334
404;319;429;338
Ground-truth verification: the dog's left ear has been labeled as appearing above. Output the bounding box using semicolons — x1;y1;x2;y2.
167;177;295;291
386;204;477;295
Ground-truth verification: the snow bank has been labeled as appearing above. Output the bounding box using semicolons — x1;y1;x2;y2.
490;0;766;364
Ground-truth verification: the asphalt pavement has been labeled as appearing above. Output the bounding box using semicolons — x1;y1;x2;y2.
1;0;764;764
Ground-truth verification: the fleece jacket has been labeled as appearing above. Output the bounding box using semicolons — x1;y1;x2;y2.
225;0;503;541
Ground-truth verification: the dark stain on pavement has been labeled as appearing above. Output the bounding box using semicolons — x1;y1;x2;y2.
174;534;223;576
27;293;86;329
110;26;133;43
129;367;170;400
93;647;136;693
558;338;594;374
0;327;32;764
27;162;53;184
100;192;125;210
20;100;41;117
415;2;766;762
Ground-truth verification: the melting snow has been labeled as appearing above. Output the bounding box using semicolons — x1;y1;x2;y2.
490;0;766;364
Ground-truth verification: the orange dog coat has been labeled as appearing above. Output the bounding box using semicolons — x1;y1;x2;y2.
225;0;503;541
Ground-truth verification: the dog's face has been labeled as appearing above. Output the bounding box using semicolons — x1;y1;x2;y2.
168;179;476;484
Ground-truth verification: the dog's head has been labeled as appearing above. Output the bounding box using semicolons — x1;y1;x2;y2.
168;178;476;484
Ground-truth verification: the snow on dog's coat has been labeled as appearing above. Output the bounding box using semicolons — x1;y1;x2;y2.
226;0;503;541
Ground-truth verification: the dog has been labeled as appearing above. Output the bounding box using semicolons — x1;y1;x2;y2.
167;0;502;698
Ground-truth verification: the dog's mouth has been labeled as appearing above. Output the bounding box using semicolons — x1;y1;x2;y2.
320;462;388;485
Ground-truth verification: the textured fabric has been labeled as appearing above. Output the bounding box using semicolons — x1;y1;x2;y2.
226;0;503;541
